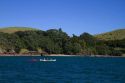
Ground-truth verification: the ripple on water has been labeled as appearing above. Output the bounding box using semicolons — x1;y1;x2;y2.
0;56;125;83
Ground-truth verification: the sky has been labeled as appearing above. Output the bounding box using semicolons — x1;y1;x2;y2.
0;0;125;36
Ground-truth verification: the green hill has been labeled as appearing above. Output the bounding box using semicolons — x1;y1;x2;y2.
95;29;125;40
0;27;38;33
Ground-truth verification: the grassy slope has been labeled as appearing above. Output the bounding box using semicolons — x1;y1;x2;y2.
0;27;38;33
95;29;125;40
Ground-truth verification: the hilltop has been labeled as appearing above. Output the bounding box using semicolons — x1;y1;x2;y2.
95;29;125;40
0;27;38;33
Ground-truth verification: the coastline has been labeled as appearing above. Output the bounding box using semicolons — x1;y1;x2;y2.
0;53;124;57
0;54;41;56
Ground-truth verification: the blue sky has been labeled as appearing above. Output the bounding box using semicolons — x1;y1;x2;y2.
0;0;125;35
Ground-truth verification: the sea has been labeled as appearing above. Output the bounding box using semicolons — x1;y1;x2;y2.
0;56;125;83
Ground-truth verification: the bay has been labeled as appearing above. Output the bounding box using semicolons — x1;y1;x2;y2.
0;56;125;83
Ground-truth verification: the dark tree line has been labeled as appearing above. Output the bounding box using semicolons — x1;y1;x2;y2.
0;28;124;56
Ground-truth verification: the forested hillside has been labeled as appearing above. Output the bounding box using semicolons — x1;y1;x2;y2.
0;27;125;56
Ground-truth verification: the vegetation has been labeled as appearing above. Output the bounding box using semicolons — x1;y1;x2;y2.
0;27;37;33
95;29;125;40
0;27;125;56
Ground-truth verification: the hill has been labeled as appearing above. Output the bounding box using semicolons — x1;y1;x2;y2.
0;27;38;33
0;27;124;56
95;29;125;40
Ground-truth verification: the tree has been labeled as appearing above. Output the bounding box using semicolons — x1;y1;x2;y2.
72;43;82;54
80;32;96;47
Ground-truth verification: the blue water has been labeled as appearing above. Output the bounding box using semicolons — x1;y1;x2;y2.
0;56;125;83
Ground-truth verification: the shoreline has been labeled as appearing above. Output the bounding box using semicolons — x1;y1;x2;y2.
0;54;124;57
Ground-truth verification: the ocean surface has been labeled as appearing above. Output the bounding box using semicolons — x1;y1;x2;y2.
0;56;125;83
